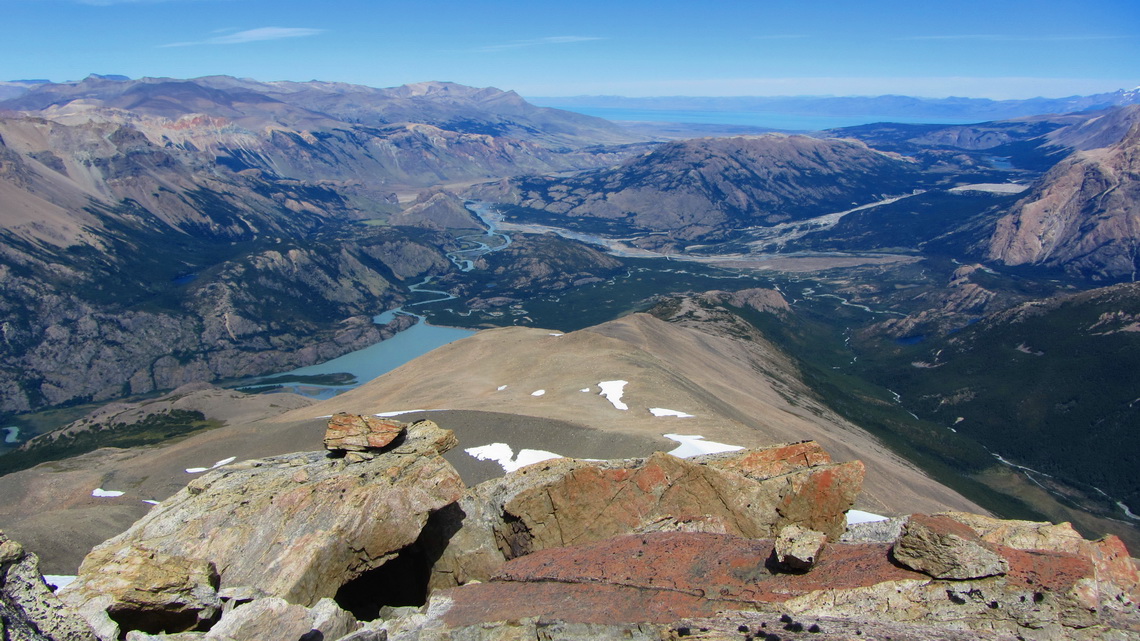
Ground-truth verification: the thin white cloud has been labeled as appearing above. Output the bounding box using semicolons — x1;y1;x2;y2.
162;27;325;47
474;36;603;53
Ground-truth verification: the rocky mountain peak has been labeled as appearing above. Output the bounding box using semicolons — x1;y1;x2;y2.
4;414;1135;640
987;114;1140;279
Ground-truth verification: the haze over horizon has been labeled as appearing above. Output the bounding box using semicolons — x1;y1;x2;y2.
3;0;1137;100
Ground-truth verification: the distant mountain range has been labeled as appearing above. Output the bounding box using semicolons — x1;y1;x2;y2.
2;73;1140;574
0;75;650;412
530;87;1140;123
473;134;921;240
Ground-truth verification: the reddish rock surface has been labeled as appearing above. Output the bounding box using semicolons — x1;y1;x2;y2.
440;532;919;628
428;442;864;591
323;413;405;452
434;529;1140;638
701;440;834;479
491;533;917;608
947;511;1140;603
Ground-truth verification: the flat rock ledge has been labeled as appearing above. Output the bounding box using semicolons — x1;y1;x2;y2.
8;427;1137;641
405;526;1140;641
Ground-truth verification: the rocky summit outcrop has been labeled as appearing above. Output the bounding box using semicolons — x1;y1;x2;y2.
775;524;828;572
425;440;864;590
987;122;1140;280
25;418;1140;641
403;516;1139;641
59;418;463;638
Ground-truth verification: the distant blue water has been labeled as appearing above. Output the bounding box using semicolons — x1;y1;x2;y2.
547;106;981;131
263;319;474;399
244;202;510;399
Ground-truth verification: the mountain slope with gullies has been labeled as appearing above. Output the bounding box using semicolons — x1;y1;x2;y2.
281;302;982;519
0;75;647;197
0;76;652;413
0;112;443;412
473;134;921;240
986;120;1140;279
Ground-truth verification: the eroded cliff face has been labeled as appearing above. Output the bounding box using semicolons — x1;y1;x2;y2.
987;123;1140;280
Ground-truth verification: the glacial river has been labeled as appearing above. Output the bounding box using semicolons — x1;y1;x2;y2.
252;203;510;399
250;197;905;398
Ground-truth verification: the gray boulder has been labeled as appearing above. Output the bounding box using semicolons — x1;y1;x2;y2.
0;531;97;641
61;419;464;633
891;514;1010;580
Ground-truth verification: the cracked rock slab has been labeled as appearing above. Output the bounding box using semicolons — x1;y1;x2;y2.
891;514;1009;580
62;420;464;616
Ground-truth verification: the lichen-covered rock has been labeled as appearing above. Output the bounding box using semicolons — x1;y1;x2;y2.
775;524;827;571
890;514;1009;580
417;529;1139;640
324;413;405;453
940;511;1140;607
203;597;358;641
426;442;863;590
0;530;97;641
60;546;221;636
63;420;464;612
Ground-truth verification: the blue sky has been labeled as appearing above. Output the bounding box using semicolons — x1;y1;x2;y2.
3;0;1137;99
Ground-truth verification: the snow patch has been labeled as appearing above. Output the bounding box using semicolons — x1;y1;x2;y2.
847;509;889;524
531;389;546;397
92;489;124;498
374;409;430;417
497;385;508;391
43;575;76;591
548;332;564;337
650;408;694;418
142;500;160;506
598;380;629;410
185;456;237;474
664;434;743;458
466;443;562;473
949;183;1030;195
